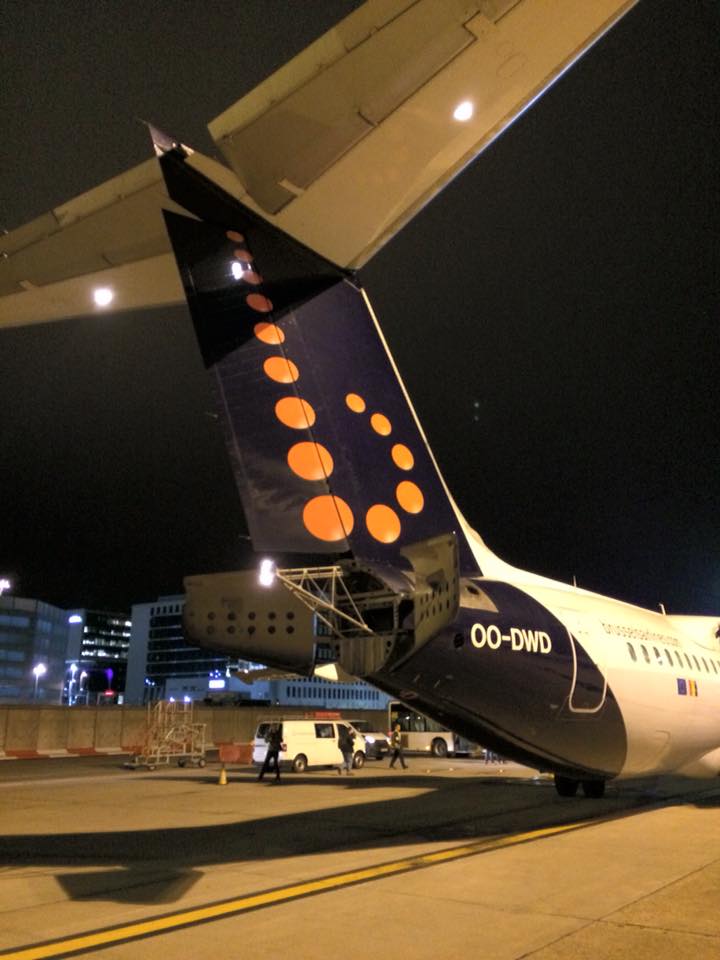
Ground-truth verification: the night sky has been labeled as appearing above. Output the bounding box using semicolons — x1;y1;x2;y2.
1;1;718;615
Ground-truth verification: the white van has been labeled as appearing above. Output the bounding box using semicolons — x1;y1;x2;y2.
253;719;366;773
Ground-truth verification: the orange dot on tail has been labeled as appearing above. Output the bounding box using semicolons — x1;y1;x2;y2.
288;442;334;481
264;356;299;384
346;393;366;413
391;444;414;470
275;397;316;429
254;322;285;345
226;230;245;243
247;293;273;313
370;413;392;436
366;504;401;543
396;480;424;514
303;495;354;542
243;270;262;286
234;248;254;262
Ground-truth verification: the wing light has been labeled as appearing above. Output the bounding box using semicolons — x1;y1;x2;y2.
453;100;474;122
93;286;115;307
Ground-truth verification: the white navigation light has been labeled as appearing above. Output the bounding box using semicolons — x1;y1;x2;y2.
93;286;114;307
231;261;244;280
453;100;474;122
258;558;276;588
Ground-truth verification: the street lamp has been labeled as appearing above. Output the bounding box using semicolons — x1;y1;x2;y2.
32;663;47;700
68;662;78;705
0;578;11;596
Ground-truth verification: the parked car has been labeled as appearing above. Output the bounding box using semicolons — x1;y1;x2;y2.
347;719;389;759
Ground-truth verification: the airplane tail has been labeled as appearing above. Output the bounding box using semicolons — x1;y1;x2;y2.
157;138;478;574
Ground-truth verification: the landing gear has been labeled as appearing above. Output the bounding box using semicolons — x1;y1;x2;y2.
553;774;606;798
554;775;579;797
581;779;606;799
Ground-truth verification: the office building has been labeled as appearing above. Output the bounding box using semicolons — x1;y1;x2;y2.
65;609;132;703
0;595;69;702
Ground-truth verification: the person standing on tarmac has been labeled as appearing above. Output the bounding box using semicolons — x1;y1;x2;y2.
258;723;283;782
388;722;408;769
338;724;355;775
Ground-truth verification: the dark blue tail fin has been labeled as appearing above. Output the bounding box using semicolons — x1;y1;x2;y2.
158;143;478;573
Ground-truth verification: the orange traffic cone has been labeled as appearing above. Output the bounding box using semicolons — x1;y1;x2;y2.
218;764;228;786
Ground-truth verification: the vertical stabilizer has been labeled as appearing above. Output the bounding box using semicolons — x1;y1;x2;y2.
158;143;478;572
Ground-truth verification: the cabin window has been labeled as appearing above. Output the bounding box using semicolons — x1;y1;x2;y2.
702;657;709;672
627;642;637;662
674;651;684;669
641;645;650;664
684;654;693;670
653;646;663;666
692;655;701;672
664;649;674;667
711;660;718;675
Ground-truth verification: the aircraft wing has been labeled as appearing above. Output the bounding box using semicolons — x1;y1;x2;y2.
209;0;639;267
0;0;638;330
0;150;245;329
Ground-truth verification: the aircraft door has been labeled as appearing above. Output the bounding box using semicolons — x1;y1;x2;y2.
564;615;607;714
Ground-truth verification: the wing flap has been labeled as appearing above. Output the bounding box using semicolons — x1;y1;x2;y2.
209;0;638;267
0;151;246;327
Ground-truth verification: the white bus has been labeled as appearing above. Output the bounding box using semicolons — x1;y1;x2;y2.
387;701;469;758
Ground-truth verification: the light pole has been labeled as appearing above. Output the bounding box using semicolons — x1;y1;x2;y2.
0;578;11;596
32;663;47;700
68;662;78;705
79;671;88;705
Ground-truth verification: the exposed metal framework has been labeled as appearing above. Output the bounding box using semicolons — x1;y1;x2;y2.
274;565;399;641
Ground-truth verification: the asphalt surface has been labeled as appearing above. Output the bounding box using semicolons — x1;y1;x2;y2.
1;757;719;959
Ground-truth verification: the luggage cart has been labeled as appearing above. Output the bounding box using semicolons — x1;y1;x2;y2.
126;700;207;770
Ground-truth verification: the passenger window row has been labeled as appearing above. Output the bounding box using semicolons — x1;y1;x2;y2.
626;641;720;675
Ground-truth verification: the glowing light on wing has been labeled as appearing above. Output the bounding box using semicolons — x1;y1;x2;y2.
93;287;114;307
453;100;474;122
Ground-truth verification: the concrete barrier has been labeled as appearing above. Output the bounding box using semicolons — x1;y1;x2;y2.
0;704;388;759
5;709;40;755
37;708;70;752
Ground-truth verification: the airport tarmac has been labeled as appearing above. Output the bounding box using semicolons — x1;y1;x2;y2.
0;756;719;959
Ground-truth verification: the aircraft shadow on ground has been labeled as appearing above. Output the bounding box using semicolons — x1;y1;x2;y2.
0;773;711;905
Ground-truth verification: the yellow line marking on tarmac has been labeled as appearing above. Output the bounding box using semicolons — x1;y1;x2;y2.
0;818;597;959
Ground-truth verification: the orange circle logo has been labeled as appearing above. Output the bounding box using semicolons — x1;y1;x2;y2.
234;248;254;262
226;230;245;243
366;504;401;543
264;357;299;384
345;393;366;413
303;495;354;541
247;293;273;313
370;413;392;436
275;397;316;429
396;480;424;514
254;322;285;345
288;442;334;481
391;444;414;470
